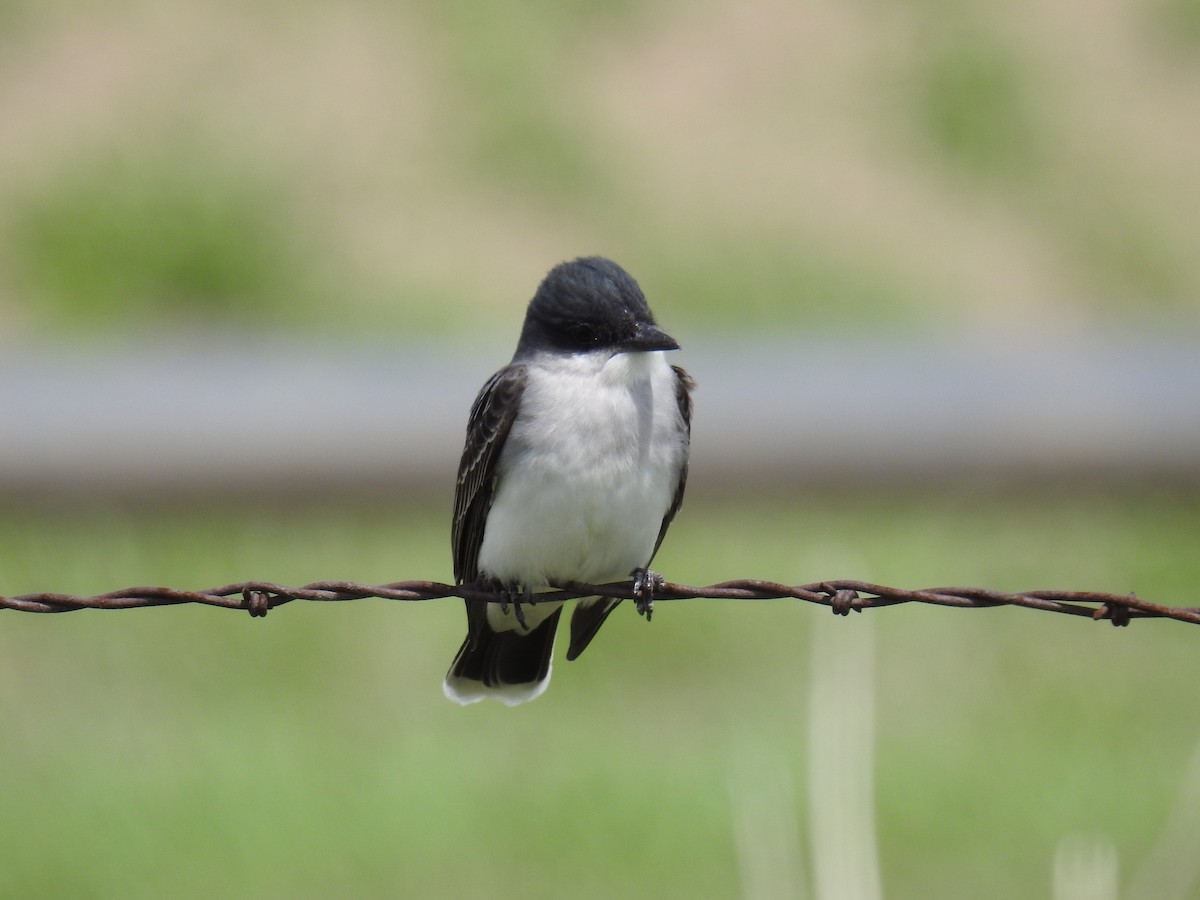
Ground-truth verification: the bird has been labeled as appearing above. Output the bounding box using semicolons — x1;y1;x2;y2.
444;256;693;706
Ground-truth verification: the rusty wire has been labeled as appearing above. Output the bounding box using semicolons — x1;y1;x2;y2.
2;577;1198;627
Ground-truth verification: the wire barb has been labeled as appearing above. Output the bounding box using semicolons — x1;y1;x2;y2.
2;578;1199;626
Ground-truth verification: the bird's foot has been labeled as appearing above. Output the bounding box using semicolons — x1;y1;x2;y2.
631;567;664;621
496;581;533;631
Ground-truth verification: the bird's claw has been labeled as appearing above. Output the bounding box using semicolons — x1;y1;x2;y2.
497;582;532;631
631;567;664;621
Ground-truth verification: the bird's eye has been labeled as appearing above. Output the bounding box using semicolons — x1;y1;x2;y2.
566;322;600;345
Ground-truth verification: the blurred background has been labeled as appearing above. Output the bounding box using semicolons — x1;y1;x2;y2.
2;2;1199;897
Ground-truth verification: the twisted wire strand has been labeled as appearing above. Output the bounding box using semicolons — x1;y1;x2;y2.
3;578;1198;627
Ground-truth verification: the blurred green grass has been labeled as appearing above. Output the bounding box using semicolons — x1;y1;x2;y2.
3;488;1198;897
912;24;1047;183
2;2;1199;337
7;149;314;332
1156;0;1200;51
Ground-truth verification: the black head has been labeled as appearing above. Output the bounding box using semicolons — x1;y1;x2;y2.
513;257;678;359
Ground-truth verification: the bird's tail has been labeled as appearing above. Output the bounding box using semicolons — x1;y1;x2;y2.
443;606;563;706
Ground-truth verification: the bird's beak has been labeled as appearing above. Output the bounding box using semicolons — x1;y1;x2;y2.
620;322;680;353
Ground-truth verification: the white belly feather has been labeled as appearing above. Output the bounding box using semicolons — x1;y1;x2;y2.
476;350;685;632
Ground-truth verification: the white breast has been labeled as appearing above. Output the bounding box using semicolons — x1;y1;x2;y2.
476;349;686;605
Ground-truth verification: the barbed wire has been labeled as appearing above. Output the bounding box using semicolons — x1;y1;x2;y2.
2;577;1198;627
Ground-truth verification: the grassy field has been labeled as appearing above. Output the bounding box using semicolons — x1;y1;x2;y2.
2;2;1200;337
3;488;1198;898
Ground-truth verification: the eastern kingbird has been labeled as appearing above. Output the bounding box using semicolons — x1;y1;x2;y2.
444;256;693;706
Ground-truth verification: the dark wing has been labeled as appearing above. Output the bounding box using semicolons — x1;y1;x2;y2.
649;364;695;562
451;364;528;584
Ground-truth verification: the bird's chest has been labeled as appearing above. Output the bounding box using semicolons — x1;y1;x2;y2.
512;369;653;479
478;356;678;585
